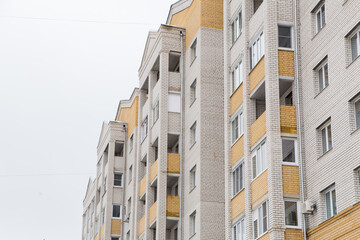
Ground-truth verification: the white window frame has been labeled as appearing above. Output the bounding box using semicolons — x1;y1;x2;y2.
320;122;332;155
129;134;134;152
112;204;122;219
232;160;244;197
231;60;243;94
350;29;360;62
315;3;326;33
252;140;267;180
190;79;197;105
317;62;329;92
191;39;197;62
284;200;301;228
250;32;264;70
278;24;293;50
128;165;133;183
168;92;181;113
111;236;121;240
114;172;123;187
355;98;360;130
231;109;244;144
190;122;197;147
190;165;197;191
324;187;337;219
190;210;196;236
140;116;148;142
281;138;298;165
231;11;242;44
232;217;246;240
253;201;268;239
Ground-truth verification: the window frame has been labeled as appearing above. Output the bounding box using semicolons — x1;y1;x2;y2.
252;140;267;180
168;91;181;113
324;187;337;219
231;10;242;44
315;3;326;34
278;24;293;50
231;60;243;94
129;134;134;152
112;204;122;219
355;98;360;131
250;31;264;70
232;217;246;240
191;39;197;63
350;29;360;62
152;100;159;125
231;108;244;145
281;138;298;165
317;61;329;93
190;165;197;192
114;172;123;187
284;200;301;228
232;159;245;197
190;79;197;105
190;210;197;236
320;122;332;155
253;201;268;239
190;122;197;147
140;116;148;143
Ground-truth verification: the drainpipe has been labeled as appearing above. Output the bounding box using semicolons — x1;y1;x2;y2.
179;30;184;240
293;0;307;239
120;126;127;239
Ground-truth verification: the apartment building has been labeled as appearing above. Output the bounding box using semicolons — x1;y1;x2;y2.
82;0;360;239
223;0;360;239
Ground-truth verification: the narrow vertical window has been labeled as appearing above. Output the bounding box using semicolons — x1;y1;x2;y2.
355;99;360;130
278;25;292;48
190;211;196;235
321;123;332;154
282;139;296;163
250;32;264;70
284;201;299;226
253;201;268;237
190;79;197;104
231;111;244;144
325;188;337;219
231;11;242;44
315;4;326;33
232;161;244;196
141;117;148;142
152;100;159;125
190;165;196;190
190;122;197;146
350;30;360;62
231;61;243;93
318;62;329;92
191;40;197;62
252;141;267;179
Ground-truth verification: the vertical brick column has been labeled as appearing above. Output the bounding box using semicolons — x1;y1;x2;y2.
105;141;116;240
156;51;169;240
264;0;285;239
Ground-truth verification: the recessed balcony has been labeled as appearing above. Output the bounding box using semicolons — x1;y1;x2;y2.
138;215;145;237
139;175;146;201
150;153;180;187
148;196;180;230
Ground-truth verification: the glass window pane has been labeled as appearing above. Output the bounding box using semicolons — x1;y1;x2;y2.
317;11;321;32
321;5;326;26
326;191;331;219
253;220;258;239
319;67;324;91
113;205;120;218
322;128;327;154
355;100;360;129
327;125;332;150
282;139;295;162
324;64;329;87
351;34;358;61
285;201;298;226
332;190;337;215
262;202;267;232
278;26;291;48
252;155;257;178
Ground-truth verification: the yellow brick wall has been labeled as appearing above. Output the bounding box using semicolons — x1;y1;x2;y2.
251;170;268;205
285;229;303;240
280;105;297;134
100;224;105;238
282;165;300;195
231;136;244;166
278;50;295;77
170;0;223;49
249;57;265;93
150;160;158;183
166;196;180;217
167;153;180;174
111;219;121;235
138;215;145;237
118;96;139;139
307;202;360;240
139;175;146;197
230;84;243;116
258;232;270;240
94;233;98;240
149;201;157;224
231;189;245;220
250;112;266;147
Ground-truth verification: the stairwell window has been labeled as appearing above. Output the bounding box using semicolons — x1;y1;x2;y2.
231;61;243;93
231;11;242;44
252;141;267;179
315;3;326;33
278;25;292;49
320;122;332;155
324;187;337;219
112;204;122;219
190;211;196;236
350;28;360;62
253;201;268;239
232;161;244;197
129;134;134;152
114;172;123;187
233;217;245;240
284;200;300;227
231;110;244;144
190;165;197;191
250;32;264;70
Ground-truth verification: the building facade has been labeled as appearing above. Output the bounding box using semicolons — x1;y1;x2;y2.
82;0;360;239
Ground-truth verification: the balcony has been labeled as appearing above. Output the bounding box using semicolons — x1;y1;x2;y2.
149;201;157;228
150;159;158;185
278;50;294;77
148;196;180;230
149;153;180;187
138;215;145;237
231;189;245;220
250;111;267;147
249;56;265;94
139;175;146;200
167;153;180;174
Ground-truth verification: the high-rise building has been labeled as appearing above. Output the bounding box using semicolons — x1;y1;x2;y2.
82;0;360;239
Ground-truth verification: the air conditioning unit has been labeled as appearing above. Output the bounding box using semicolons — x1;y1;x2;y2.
302;200;316;214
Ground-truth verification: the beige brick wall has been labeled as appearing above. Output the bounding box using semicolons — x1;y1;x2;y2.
285;229;302;240
231;136;244;166
249;56;265;93
278;50;295;77
231;189;245;220
282;165;300;195
250;112;266;147
111;219;121;235
280;105;297;134
251;170;268;205
230;84;243;115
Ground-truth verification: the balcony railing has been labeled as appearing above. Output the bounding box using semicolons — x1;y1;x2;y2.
139;175;146;198
280;105;297;134
149;201;157;225
166;196;180;218
138;215;145;236
167;153;180;174
150;159;158;183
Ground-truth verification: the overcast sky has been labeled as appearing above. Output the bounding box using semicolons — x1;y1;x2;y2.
0;0;173;239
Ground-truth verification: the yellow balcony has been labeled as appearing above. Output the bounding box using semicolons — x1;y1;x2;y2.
250;111;267;147
282;165;300;195
166;196;180;217
280;105;297;134
232;189;245;220
150;160;158;184
149;201;157;226
278;50;295;77
251;170;268;206
284;229;302;239
231;136;244;166
139;175;146;199
167;153;180;174
111;219;121;235
100;224;105;238
230;84;243;116
250;56;265;93
138;215;145;237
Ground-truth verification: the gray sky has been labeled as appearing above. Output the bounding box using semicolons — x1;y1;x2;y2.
0;0;173;239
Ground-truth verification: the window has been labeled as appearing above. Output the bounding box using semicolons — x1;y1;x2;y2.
254;0;263;13
190;166;196;190
233;218;245;240
253;201;268;238
152;100;159;125
97;157;103;176
101;208;105;225
231;111;244;144
128;165;133;183
111;237;120;240
103;176;107;194
168;92;181;112
325;188;337;219
190;79;197;104
285;201;299;227
321;123;332;154
190;211;196;235
129;134;134;151
231;11;242;44
114;173;123;187
315;3;326;33
350;29;360;62
252;141;267;179
141;117;148;142
318;62;329;92
112;204;122;219
190;122;197;146
232;161;244;197
282;139;296;163
355;99;360;130
231;61;243;93
191;40;197;62
278;25;292;48
250;32;264;70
